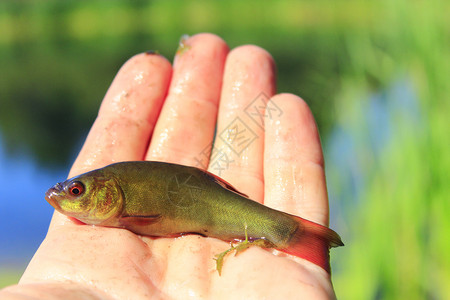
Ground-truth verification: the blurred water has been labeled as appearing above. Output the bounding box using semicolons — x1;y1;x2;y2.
325;78;421;231
0;134;67;270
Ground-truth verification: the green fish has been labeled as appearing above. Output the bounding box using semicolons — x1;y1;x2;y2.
45;161;343;274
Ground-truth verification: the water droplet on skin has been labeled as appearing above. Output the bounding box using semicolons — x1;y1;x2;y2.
113;90;127;102
112;90;128;110
150;128;171;158
159;128;170;143
168;105;180;118
231;81;243;92
110;90;139;114
240;152;250;166
172;72;192;95
134;71;144;84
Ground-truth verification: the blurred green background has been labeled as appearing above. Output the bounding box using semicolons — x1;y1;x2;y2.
0;0;448;299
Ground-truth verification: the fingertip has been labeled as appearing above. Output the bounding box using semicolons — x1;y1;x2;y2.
117;51;172;81
228;44;274;62
226;45;276;79
270;93;311;120
190;32;228;46
270;93;304;104
174;33;229;64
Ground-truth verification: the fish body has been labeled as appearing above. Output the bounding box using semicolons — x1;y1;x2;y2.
46;161;343;272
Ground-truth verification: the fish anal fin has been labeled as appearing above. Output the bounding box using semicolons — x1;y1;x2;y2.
120;214;162;227
205;170;249;198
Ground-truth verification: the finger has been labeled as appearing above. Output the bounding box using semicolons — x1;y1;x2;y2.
209;45;276;203
70;52;172;177
264;94;329;226
143;35;228;291
146;33;229;167
49;53;172;228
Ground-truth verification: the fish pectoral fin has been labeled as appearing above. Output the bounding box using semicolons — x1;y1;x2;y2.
120;214;162;226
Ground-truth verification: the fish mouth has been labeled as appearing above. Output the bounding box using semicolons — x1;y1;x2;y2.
45;184;63;210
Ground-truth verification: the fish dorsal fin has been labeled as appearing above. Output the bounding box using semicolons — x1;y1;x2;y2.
204;170;249;198
120;214;162;227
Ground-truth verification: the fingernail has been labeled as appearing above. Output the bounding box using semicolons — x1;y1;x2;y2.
145;50;160;55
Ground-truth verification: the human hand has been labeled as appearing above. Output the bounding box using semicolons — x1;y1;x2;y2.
1;34;337;299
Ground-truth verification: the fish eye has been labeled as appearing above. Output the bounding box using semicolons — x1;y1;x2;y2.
68;181;85;196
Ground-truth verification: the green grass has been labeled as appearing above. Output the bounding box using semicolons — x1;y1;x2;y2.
330;0;450;299
0;270;22;290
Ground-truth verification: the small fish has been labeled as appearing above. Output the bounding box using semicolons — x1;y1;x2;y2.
45;161;343;273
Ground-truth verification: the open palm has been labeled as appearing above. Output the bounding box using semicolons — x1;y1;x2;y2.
2;34;337;299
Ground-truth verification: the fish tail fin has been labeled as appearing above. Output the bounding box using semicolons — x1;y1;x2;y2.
280;215;344;273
